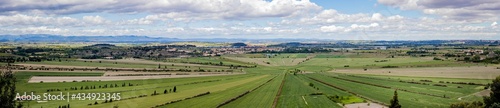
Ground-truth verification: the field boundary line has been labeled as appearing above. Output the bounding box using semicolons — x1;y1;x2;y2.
302;96;308;105
272;73;287;108
307;77;388;106
216;75;278;108
327;75;450;99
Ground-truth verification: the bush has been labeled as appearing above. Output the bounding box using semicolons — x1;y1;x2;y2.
433;84;447;87
450;101;483;108
310;92;323;95
382;65;399;68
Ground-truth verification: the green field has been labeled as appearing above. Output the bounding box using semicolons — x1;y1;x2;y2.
164;57;255;67
10;53;492;108
18;59;241;72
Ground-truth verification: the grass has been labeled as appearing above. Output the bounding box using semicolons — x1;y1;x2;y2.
323;73;485;99
294;57;473;72
11;52;494;108
164;75;275;108
306;73;469;108
90;75;270;108
15;72;256;108
164;57;255;67
277;74;342;108
225;53;310;66
19;59;235;71
222;73;284;108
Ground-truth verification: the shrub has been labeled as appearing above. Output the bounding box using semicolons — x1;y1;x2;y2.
450;101;483;108
382;65;399;68
310;92;323;95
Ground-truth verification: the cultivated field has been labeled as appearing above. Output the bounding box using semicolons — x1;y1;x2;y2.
29;72;240;83
332;66;500;79
8;52;496;108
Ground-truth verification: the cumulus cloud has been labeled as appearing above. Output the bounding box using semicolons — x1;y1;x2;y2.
320;23;380;33
0;0;320;20
287;9;404;25
0;0;498;39
0;14;80;26
2;26;69;34
378;0;500;21
82;16;110;25
0;14;114;27
320;25;345;32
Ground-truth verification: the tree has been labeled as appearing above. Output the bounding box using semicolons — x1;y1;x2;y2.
164;89;167;94
158;64;161;69
484;75;500;108
173;86;177;92
472;55;481;62
389;90;401;108
1;69;22;108
450;101;483;108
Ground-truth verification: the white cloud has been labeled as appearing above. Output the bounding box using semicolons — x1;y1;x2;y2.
371;13;384;21
378;0;500;22
82;16;110;25
377;0;420;10
0;14;116;27
288;9;405;25
320;25;345;32
4;26;69;34
0;0;321;20
321;23;380;33
0;0;497;40
0;14;80;26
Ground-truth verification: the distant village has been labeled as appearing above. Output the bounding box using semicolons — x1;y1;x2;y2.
0;40;499;64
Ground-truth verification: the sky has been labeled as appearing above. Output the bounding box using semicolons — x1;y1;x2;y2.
0;0;499;40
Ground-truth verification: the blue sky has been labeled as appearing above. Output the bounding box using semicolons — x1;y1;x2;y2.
0;0;498;40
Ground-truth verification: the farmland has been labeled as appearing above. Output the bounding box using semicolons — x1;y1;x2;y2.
2;43;499;108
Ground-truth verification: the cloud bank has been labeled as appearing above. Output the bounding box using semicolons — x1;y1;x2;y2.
0;0;497;40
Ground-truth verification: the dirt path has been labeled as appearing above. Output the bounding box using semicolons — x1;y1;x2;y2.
16;63;139;70
458;89;491;100
332;66;500;79
29;72;243;83
344;103;386;108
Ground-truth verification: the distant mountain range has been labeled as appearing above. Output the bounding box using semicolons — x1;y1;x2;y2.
0;34;327;43
0;34;498;44
0;34;181;43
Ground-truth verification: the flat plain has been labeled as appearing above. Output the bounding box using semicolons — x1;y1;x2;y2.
9;52;495;108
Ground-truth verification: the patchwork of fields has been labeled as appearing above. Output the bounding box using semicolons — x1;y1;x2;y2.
10;53;496;108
